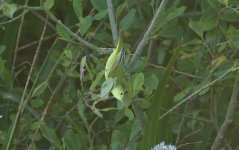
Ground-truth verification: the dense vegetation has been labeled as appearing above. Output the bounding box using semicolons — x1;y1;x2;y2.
1;0;239;149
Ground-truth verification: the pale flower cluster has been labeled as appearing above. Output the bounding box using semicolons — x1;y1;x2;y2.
151;142;176;150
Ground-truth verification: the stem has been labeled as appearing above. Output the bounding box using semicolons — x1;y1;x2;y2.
6;7;44;150
158;66;237;120
128;0;169;69
107;0;118;46
211;70;239;150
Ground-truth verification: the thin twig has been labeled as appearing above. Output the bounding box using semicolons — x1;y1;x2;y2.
43;9;103;52
6;5;44;150
128;0;169;69
0;11;28;25
107;0;118;46
211;69;239;150
148;63;202;79
158;66;238;120
11;0;30;73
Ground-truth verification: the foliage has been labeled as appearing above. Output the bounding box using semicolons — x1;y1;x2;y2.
0;0;239;150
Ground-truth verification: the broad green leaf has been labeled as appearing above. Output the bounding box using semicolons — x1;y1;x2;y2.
129;119;141;141
64;48;73;60
90;0;107;11
56;23;71;40
73;0;83;20
77;97;85;119
138;98;151;109
110;130;127;150
189;20;204;38
80;56;87;68
40;125;63;150
79;16;93;35
100;78;114;97
133;72;144;97
30;99;44;108
93;9;108;20
90;70;105;91
44;0;55;10
63;129;87;150
2;4;17;18
119;9;136;31
207;55;226;73
157;49;166;65
0;45;6;56
222;8;239;22
32;82;48;98
173;87;191;102
166;6;186;21
218;0;228;6
124;107;134;120
30;121;40;130
0;58;5;75
144;73;159;96
189;15;217;38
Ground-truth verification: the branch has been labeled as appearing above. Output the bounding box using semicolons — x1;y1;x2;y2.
211;70;239;150
158;66;238;120
128;0;169;69
107;0;118;46
21;6;104;53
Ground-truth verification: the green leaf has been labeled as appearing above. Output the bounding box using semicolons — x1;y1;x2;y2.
189;20;204;38
79;16;93;35
218;0;228;6
30;99;44;108
189;15;217;38
44;0;55;10
129;119;142;141
124;107;134;120
40;125;63;150
166;6;186;21
0;45;6;56
133;72;144;97
32;82;48;98
73;0;83;20
63;129;87;150
64;48;73;60
110;130;127;150
90;70;105;91
2;4;17;18
80;56;87;68
56;23;71;40
93;9;108;20
173;87;191;102
100;77;114;97
90;0;107;11
222;8;239;22
157;49;166;65
77;98;85;119
119;9;136;31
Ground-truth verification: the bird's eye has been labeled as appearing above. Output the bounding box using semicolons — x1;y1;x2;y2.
120;92;124;95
